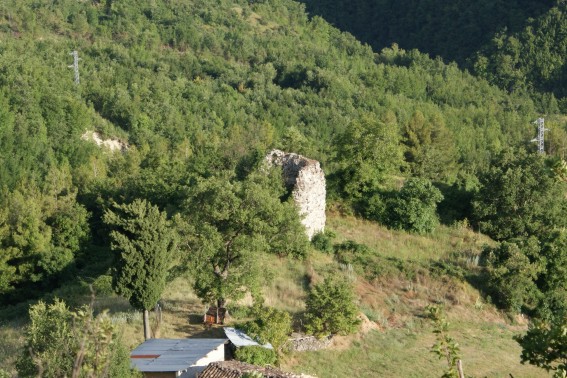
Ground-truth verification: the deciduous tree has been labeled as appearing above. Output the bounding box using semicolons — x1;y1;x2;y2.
516;311;567;378
472;148;567;241
183;171;308;307
304;277;360;337
16;299;137;378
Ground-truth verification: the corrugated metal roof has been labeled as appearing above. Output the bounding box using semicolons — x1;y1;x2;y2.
223;327;273;350
130;338;227;372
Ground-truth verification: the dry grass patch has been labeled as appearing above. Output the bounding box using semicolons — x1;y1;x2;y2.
327;211;491;262
0;322;25;376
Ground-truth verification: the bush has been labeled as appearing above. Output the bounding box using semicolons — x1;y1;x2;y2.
304;277;360;337
241;306;292;351
16;299;139;378
234;346;277;366
311;230;336;254
515;311;567;377
481;239;542;313
384;178;443;234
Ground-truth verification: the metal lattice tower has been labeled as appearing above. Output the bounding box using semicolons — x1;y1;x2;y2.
531;118;548;154
68;51;80;85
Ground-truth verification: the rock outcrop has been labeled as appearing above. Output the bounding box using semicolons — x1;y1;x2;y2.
81;131;128;152
264;149;326;240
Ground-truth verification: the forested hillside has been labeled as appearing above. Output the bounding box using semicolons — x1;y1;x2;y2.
300;0;567;111
0;0;566;376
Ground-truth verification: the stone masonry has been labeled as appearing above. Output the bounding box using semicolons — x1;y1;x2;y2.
264;149;326;240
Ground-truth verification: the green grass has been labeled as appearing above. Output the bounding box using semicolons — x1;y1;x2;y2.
0;213;546;377
0;321;25;376
283;321;546;378
327;211;493;262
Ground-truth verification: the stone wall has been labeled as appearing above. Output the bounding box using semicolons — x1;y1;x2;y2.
286;334;332;352
264;149;326;240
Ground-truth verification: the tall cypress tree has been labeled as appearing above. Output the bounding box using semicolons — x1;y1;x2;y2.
104;199;177;340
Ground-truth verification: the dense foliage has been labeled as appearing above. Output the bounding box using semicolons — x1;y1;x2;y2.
474;2;567;109
304;278;360;337
472;148;567;241
241;305;293;351
16;299;137;378
516;311;567;377
300;0;566;110
300;0;553;67
234;346;278;366
383;178;444;234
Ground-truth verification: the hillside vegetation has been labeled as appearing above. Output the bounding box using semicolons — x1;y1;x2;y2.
300;0;567;111
0;0;566;377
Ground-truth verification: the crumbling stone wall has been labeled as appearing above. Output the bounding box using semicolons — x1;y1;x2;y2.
286;334;332;352
264;149;326;240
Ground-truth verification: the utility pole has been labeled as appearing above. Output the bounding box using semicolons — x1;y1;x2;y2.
531;118;548;154
68;50;80;85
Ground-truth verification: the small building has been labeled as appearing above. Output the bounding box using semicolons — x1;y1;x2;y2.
130;338;228;378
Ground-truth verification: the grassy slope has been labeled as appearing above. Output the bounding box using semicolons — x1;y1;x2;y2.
0;212;547;377
279;213;546;378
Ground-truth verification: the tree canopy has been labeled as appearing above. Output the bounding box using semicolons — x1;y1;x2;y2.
182;170;308;306
103;199;177;338
472;148;567;241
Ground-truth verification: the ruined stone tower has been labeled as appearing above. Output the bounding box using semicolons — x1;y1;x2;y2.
264;149;326;240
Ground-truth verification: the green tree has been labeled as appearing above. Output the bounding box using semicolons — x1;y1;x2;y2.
403;111;459;182
334;113;403;200
385;177;444;233
481;238;542;313
515;311;567;378
472;148;567;241
16;299;137;378
103;199;177;340
183;171;308;307
304;277;360;337
0;175;90;303
241;305;292;351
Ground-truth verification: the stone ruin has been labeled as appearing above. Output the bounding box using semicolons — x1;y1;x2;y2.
286;333;332;352
264;149;326;240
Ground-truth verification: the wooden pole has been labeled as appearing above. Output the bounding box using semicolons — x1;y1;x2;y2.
143;309;151;340
457;359;465;378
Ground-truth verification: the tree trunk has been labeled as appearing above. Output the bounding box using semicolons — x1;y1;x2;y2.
143;309;151;340
217;298;225;308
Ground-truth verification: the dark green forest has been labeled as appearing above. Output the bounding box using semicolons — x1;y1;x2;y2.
0;0;566;375
300;0;567;111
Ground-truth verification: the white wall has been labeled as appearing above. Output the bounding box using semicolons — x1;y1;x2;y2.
193;344;225;367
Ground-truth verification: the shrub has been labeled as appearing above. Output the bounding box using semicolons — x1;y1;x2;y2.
304;277;360;337
481;239;542;313
311;230;336;254
16;299;139;378
385;178;443;234
241;306;292;351
515;311;567;377
234;346;277;366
